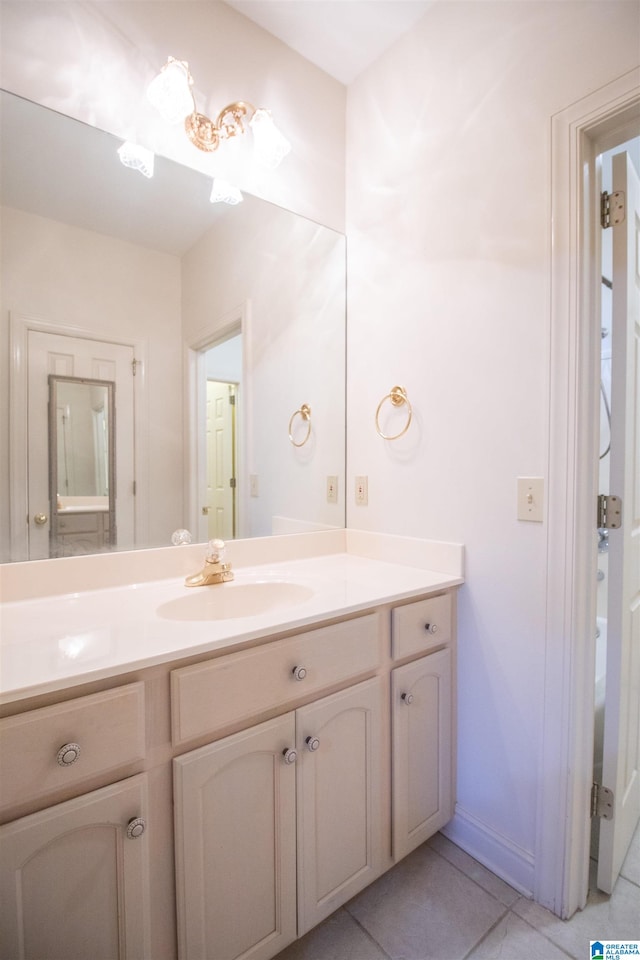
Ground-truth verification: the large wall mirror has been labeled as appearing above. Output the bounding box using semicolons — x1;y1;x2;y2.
0;90;346;562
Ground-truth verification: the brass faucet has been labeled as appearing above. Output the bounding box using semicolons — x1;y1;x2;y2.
185;539;234;587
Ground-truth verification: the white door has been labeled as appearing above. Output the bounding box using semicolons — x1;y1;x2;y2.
597;151;640;893
296;677;385;935
27;330;135;559
206;380;237;540
392;648;453;862
0;775;150;960
173;713;298;960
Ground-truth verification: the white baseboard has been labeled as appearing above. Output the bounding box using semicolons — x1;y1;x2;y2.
442;804;535;898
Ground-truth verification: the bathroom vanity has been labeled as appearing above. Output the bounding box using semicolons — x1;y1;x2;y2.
0;535;462;960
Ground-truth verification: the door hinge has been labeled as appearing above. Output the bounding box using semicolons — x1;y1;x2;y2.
591;782;614;820
229;392;236;405
132;480;137;496
597;494;622;529
229;477;236;488
601;190;625;228
132;359;140;376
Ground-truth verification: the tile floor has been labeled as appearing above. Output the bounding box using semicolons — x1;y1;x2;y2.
274;824;640;960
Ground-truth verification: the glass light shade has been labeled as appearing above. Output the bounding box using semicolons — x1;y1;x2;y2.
147;58;194;124
117;142;155;178
210;178;243;205
250;109;291;169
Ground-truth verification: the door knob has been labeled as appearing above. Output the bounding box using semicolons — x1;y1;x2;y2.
34;513;48;525
126;817;146;840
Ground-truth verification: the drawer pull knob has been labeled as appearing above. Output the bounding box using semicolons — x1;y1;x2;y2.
306;736;320;752
424;623;438;634
401;692;414;705
126;817;146;840
292;665;307;681
56;742;81;766
282;748;298;765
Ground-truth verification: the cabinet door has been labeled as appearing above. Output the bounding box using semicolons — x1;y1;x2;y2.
392;648;453;861
0;774;150;960
174;713;297;960
296;677;385;934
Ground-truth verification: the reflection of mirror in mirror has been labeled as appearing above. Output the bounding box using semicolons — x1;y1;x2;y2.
53;379;110;498
48;376;116;558
0;90;346;563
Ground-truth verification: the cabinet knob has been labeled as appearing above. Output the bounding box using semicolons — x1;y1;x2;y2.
292;665;307;681
305;736;320;752
34;512;48;526
56;742;81;766
401;692;414;706
424;622;438;634
282;748;297;765
126;817;146;839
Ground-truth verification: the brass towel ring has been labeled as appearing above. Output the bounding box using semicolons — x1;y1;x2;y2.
375;386;412;440
288;403;312;447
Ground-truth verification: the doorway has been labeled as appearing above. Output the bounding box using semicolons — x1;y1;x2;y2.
592;138;640;895
205;378;238;541
190;328;243;543
540;71;640;919
9;316;138;561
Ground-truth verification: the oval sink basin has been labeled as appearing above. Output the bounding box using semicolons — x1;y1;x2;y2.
157;581;314;622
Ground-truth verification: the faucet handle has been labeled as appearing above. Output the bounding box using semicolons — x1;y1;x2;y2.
207;538;226;563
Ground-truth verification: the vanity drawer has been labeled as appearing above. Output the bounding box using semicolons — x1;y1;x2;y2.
171;613;380;746
0;682;146;811
391;594;452;660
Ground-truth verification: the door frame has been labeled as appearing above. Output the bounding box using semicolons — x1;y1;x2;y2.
185;301;251;542
537;69;640;918
9;313;148;560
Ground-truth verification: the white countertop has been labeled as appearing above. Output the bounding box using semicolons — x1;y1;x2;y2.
0;552;462;705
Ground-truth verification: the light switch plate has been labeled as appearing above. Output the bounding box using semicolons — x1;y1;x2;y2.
517;477;544;522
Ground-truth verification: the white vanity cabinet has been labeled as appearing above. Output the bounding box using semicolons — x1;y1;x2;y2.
0;775;150;960
0;575;459;960
174;713;298;960
390;594;455;862
172;615;386;960
0;684;150;960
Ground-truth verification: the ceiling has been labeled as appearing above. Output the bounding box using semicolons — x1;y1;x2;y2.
223;1;433;84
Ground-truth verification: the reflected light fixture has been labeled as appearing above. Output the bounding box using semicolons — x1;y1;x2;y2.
117;141;155;178
210;178;243;205
147;57;291;168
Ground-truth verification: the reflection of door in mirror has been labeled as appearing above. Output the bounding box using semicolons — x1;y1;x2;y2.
206;381;238;540
49;376;115;558
198;334;242;542
25;330;135;560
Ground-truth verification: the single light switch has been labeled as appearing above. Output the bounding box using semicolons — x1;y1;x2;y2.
517;477;544;522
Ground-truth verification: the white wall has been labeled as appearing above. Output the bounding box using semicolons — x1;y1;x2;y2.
346;1;640;891
0;207;184;554
0;1;346;231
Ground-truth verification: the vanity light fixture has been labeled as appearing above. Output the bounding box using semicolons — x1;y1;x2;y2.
147;57;291;168
210;178;243;205
117;141;155;178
